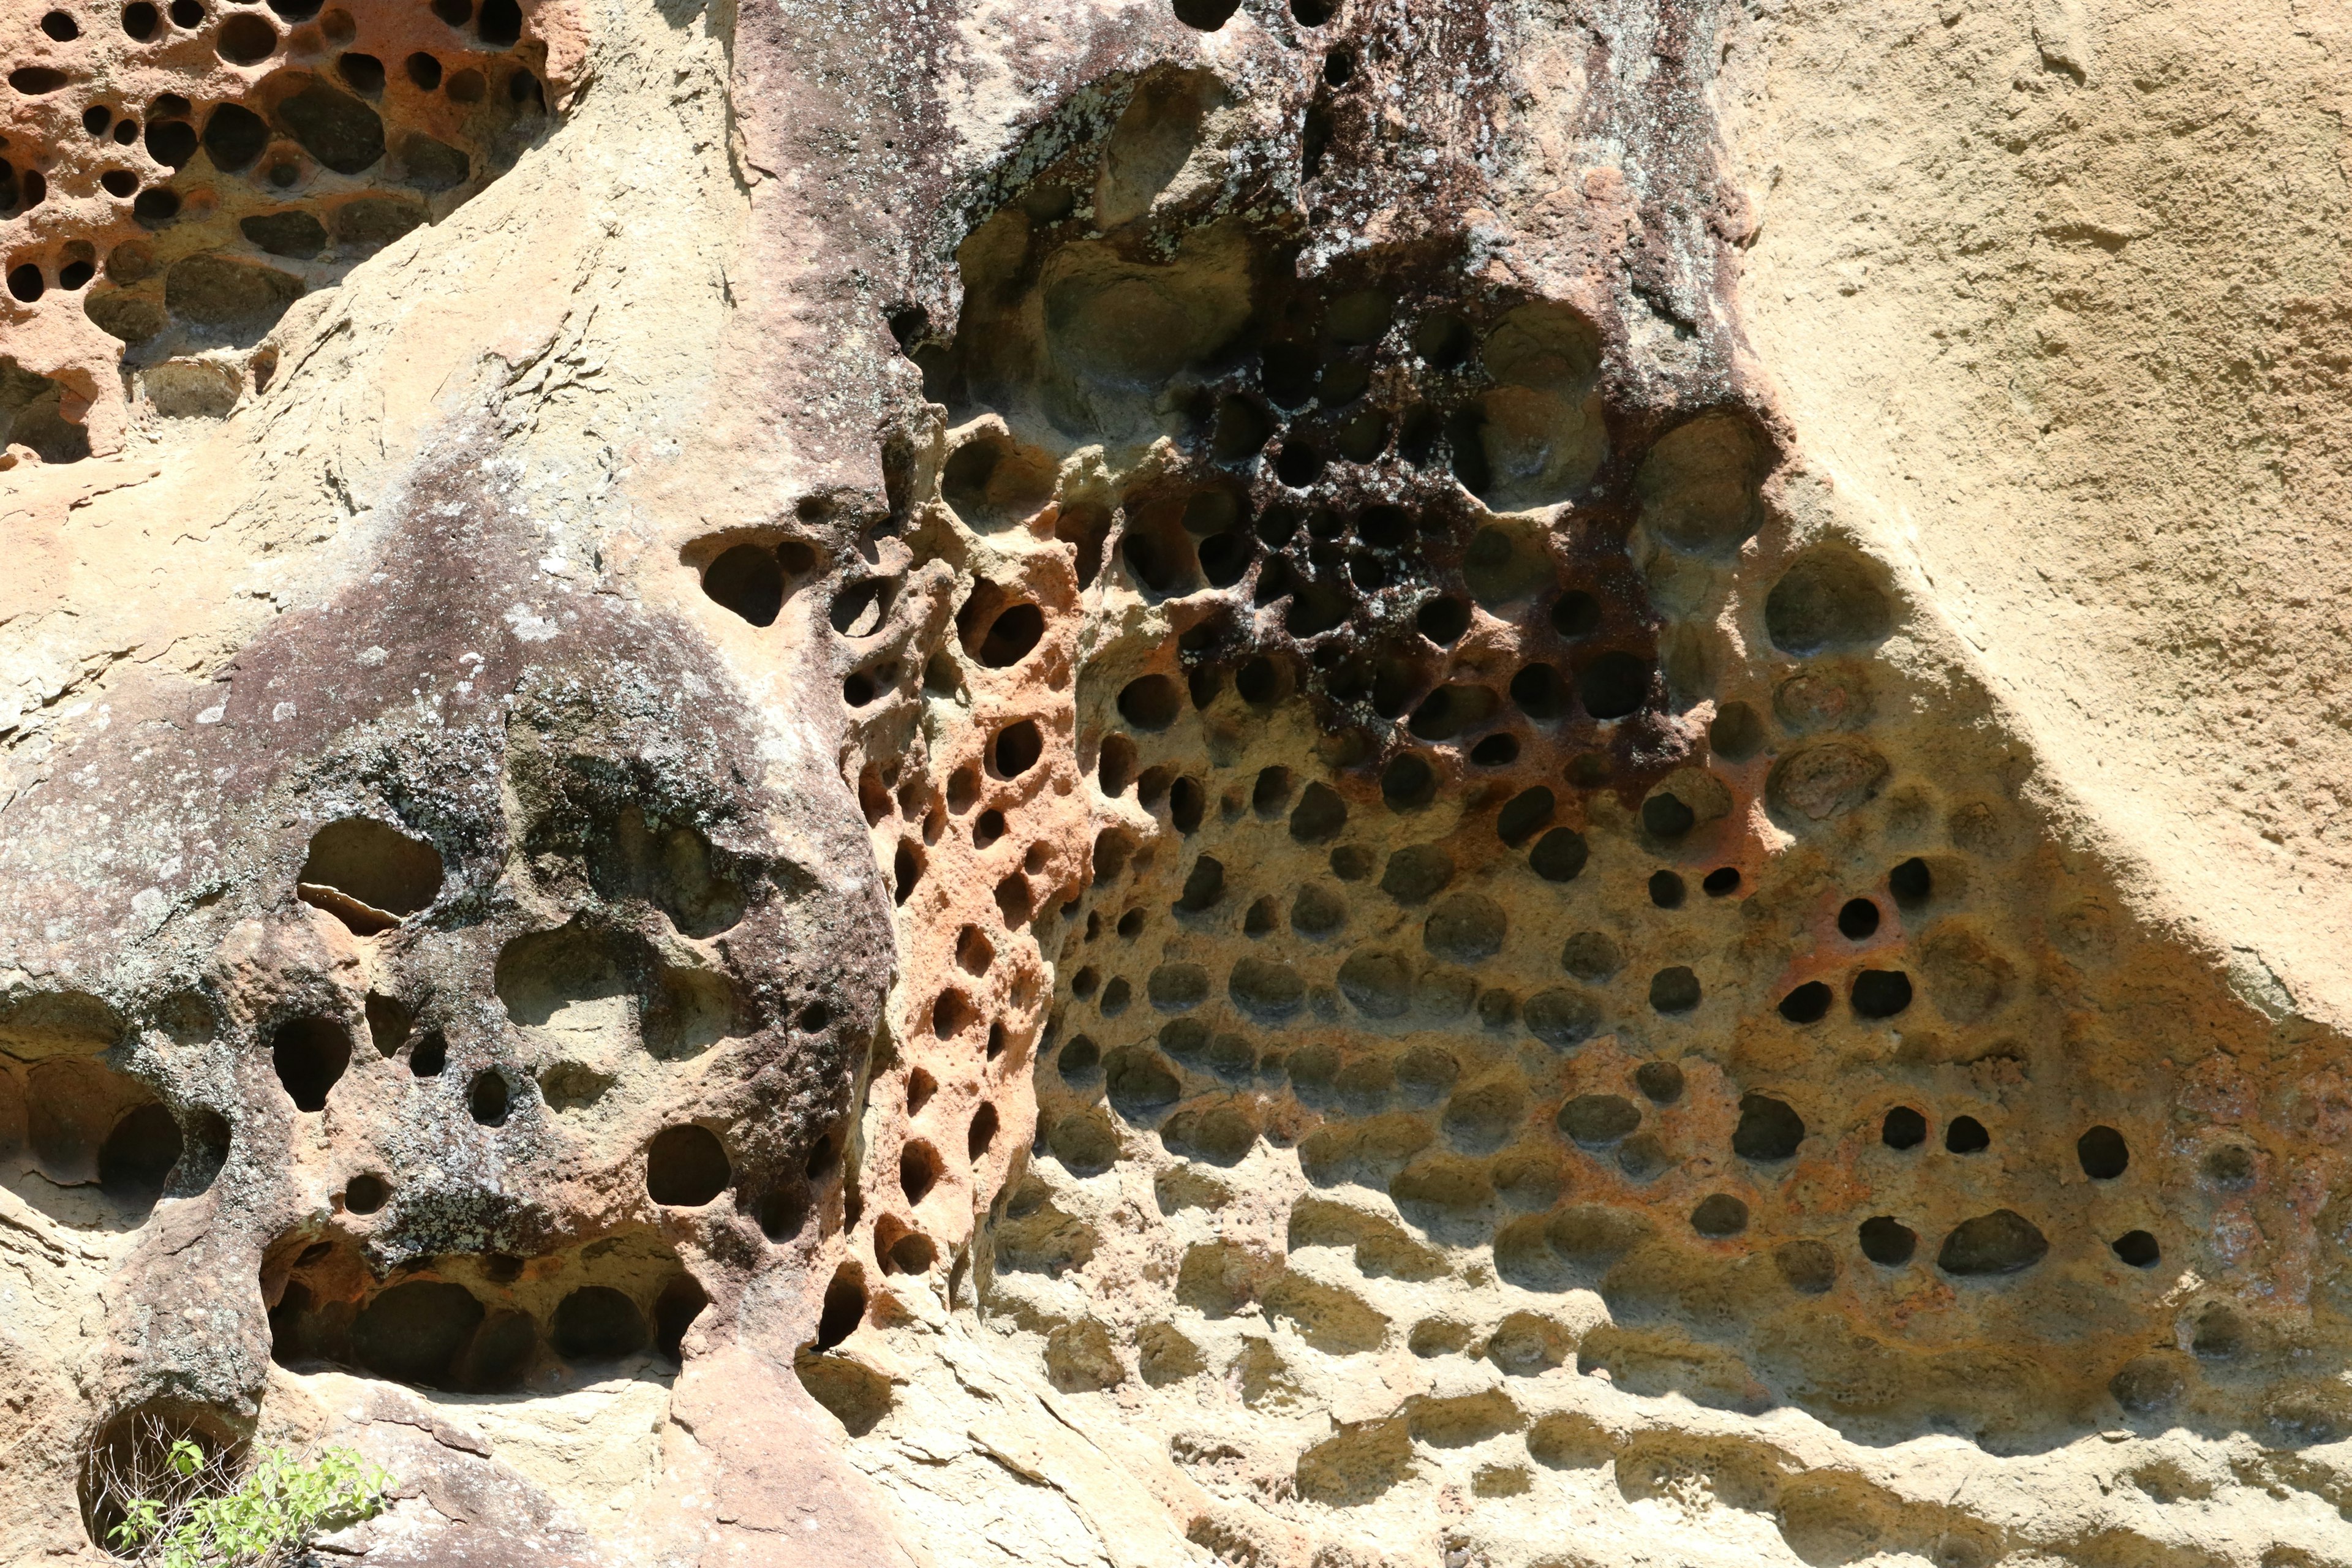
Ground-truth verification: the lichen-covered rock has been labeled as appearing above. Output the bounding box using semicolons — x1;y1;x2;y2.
4;0;2350;1565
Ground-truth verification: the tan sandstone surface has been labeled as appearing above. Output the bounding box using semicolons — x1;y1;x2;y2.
1;0;2348;1565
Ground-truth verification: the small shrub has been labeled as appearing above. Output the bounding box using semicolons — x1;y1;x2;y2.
107;1438;390;1567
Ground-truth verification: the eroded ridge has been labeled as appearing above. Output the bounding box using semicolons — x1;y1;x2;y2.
753;36;2352;1568
1;0;565;457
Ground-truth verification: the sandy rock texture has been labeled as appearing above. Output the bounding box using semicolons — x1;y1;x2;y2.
2;0;2349;1565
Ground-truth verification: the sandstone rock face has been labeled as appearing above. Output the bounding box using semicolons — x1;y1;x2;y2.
2;0;2349;1565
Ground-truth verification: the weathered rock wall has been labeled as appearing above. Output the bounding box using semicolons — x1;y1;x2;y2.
1;0;2348;1564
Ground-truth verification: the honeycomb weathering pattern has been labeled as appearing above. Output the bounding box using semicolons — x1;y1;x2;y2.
1;0;575;456
1;0;2350;1565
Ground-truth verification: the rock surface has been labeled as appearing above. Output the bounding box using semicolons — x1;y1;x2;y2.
2;0;2350;1565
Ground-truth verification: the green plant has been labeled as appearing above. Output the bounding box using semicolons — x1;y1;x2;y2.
105;1438;391;1568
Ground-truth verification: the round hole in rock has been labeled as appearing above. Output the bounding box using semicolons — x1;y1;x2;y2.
1470;733;1519;766
42;7;81;37
1288;782;1347;843
905;1068;936;1115
59;257;95;291
198;99;266;170
1838;897;1881;940
1702;866;1741;896
757;1182;809;1242
431;0;469;21
1776;981;1831;1025
899;1141;940;1205
654;1274;707;1363
1381;752;1437;810
1560;930;1621;982
991;719;1043;777
1690;1194;1748;1238
973;809;1006;848
271;1017;350;1112
84;104;113;135
1888;856;1931;907
1495;786;1554;846
888;1229;936;1274
336;48;383;93
701;543;785;625
552;1285;649;1362
475;0;519;43
9;66;69;93
1648;967;1700;1014
132;186;180;225
1118;674;1180;731
1510;662;1571;720
1577;650;1650;720
1936;1209;2048;1276
1858;1216;1916;1266
968;1102;998;1161
976;602;1044;666
1765;546;1892;655
815;1264;866;1349
933;989;975;1038
1382;844;1452;903
123;0;160;34
829;576;892;636
1551;589;1601;638
2192;1304;2242;1359
1292;0;1335;21
647;1124;730;1205
467;1069;511;1127
348;1278;485;1388
1881;1106;1927;1150
1647;870;1684;909
1057;1035;1101;1084
168;0;202;20
1642;794;1696;839
1709;699;1765;762
6;265;43;303
1173;853;1225;913
1558;1093;1639;1148
344;1172;390;1214
2112;1230;2160;1269
1944;1115;1989;1155
1775;1240;1838;1295
1529;827;1587;881
2078;1125;2128;1180
1275;438;1324;488
409;1030;446;1077
98;1102;184;1202
145;115;198;165
404;50;441;89
215;11;277;63
1417;595;1471;645
2201;1144;2255;1189
1733;1095;1804;1161
1172;0;1238;27
805;1133;840;1181
1237;656;1283;706
1634;1060;1684;1103
79;1402;241;1549
1850;968;1912;1019
297;816;443;930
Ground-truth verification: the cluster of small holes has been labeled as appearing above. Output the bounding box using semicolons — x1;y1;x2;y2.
4;0;550;454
